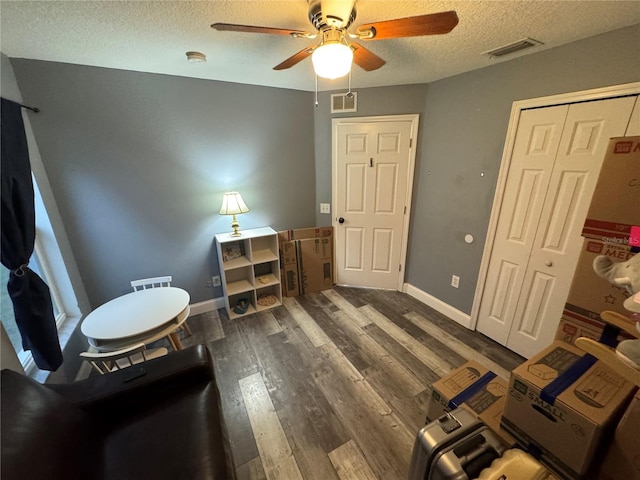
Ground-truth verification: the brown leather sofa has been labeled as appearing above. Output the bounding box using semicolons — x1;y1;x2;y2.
1;344;234;480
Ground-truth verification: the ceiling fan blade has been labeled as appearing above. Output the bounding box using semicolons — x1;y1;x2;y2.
356;11;459;40
273;46;316;70
351;43;386;71
211;23;312;37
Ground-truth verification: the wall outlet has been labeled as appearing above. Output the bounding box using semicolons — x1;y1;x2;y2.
212;276;221;287
451;275;460;288
320;203;331;214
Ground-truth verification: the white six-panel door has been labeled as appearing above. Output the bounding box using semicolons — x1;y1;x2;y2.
334;118;416;290
477;96;637;358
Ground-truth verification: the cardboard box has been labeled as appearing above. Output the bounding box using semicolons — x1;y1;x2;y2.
278;227;333;242
598;391;640;480
297;237;333;294
426;361;516;447
582;136;640;244
278;227;334;297
502;341;635;479
281;264;300;297
555;315;632;347
565;238;636;322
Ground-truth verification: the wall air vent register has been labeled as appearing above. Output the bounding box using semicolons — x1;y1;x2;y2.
331;92;358;113
484;38;544;58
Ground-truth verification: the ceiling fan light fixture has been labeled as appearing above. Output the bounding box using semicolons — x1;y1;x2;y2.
312;42;353;79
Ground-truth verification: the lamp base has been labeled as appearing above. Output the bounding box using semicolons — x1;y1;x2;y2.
230;215;241;237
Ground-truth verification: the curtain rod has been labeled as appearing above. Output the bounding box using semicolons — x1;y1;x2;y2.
1;97;40;113
20;103;40;113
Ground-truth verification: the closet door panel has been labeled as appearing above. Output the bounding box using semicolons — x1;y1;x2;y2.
477;105;568;344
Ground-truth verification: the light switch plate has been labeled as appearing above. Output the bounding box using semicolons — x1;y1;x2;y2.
320;203;331;214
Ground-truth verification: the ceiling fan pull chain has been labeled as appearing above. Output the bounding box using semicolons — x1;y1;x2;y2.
315;74;319;107
347;69;353;98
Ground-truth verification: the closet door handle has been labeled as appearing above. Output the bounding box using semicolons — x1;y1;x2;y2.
545;260;553;267
338;217;345;224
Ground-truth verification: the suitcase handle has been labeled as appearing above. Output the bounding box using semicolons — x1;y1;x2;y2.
452;433;504;479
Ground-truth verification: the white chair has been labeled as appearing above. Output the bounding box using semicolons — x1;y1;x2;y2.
130;276;192;336
131;275;173;291
80;343;168;375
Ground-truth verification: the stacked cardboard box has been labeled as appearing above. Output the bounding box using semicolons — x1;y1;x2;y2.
557;238;636;345
581;136;640;246
556;136;640;346
581;136;640;480
501;341;636;479
278;227;334;297
503;137;640;479
427;361;516;447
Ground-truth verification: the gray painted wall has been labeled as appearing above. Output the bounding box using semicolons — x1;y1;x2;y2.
11;60;316;308
314;24;640;315
10;24;640;321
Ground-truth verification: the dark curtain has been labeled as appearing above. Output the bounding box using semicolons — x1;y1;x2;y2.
1;97;63;371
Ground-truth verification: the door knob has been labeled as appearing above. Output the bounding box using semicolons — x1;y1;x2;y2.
338;217;345;224
545;260;553;267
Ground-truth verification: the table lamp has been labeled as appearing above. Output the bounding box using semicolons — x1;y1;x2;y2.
219;192;250;237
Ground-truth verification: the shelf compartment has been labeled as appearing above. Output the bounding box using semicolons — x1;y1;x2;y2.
223;255;251;271
255;285;282;312
251;235;278;263
254;260;280;288
227;279;254;296
252;248;279;264
225;265;253;295
254;273;279;288
228;292;256;319
221;239;249;268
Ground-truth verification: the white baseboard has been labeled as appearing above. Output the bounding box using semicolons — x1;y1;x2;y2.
189;297;225;316
403;283;472;329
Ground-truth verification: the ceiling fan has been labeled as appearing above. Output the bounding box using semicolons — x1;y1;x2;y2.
211;0;459;79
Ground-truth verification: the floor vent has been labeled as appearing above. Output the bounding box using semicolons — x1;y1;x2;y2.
331;92;357;113
483;38;543;58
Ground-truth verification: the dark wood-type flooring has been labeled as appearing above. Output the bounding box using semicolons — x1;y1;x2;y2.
179;286;524;480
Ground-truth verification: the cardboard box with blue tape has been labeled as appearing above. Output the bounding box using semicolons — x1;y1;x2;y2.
426;360;515;447
502;340;636;480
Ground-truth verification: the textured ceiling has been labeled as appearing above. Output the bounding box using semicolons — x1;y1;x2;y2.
1;1;639;92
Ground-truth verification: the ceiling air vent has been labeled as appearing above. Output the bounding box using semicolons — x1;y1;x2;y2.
331;92;357;113
483;38;543;58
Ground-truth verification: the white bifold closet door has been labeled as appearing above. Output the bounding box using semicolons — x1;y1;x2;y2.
477;95;637;358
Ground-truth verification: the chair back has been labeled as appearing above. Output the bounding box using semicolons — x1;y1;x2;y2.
131;276;172;292
80;343;168;375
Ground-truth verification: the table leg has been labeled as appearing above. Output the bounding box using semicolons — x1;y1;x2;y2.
169;331;183;350
182;322;192;336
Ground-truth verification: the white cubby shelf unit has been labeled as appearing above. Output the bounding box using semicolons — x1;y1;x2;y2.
215;227;282;319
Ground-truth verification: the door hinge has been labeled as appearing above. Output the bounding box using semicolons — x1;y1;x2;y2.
409;138;413;148
369;157;374;167
404;206;407;214
399;264;402;272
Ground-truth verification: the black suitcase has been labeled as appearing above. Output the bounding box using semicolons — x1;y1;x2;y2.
408;407;505;480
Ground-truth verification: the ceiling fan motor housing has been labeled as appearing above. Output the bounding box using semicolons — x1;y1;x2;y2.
308;0;357;31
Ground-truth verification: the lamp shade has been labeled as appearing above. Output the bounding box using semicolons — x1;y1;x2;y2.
219;192;250;215
312;42;353;79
